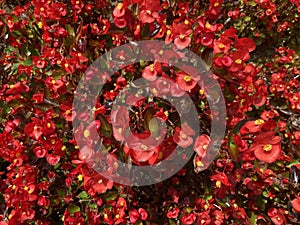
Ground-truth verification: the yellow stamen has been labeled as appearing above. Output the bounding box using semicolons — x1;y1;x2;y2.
263;144;272;152
184;75;192;82
254;119;264;125
235;59;242;64
84;130;90;138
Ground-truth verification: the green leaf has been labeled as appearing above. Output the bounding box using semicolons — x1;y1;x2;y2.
66;24;75;37
169;219;176;225
98;115;112;138
249;211;257;225
103;191;118;201
78;191;89;199
67;205;80;214
228;136;239;162
22;58;32;66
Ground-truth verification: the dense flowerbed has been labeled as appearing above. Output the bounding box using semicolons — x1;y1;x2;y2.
0;0;300;224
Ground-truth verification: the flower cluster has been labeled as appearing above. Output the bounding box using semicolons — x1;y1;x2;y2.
0;0;300;224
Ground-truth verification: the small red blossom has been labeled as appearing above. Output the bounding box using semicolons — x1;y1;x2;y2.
249;131;282;163
173;124;195;148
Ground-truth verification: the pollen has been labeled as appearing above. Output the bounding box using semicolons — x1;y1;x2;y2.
75;0;80;4
150;64;154;72
218;43;224;48
235;59;242;64
254;119;264;125
146;10;151;14
84;130;90;138
47;123;51;128
164;111;169;117
141;144;148;150
61;145;66;151
40;7;45;12
37;21;43;28
9;84;15;89
117;3;123;10
64;63;69;68
214;2;219;7
263;144;272;152
113;162;118;169
205;23;211;29
197;161;204;167
118;128;122;133
179;34;185;39
115;214;120;219
167;30;171;35
78;174;83;181
52;80;56;84
181;133;187;139
158;152;163;160
216;180;221;188
98;179;103;184
34;126;38;130
104;214;108;219
199;89;204;95
184;75;192;82
202;144;208;150
184;19;189;25
24;186;29;191
152;88;158;94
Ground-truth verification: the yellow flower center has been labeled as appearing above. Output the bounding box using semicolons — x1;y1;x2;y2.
184;75;192;82
179;34;185;39
117;3;123;10
218;43;224;48
84;130;90;138
37;21;43;29
181;133;187;139
141;144;148;150
263;144;272;152
150;64;154;72
197;161;204;167
235;59;242;64
254;119;264;125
